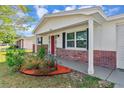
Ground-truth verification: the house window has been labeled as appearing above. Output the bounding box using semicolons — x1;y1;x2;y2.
66;30;87;49
67;32;75;47
37;37;43;44
76;31;87;48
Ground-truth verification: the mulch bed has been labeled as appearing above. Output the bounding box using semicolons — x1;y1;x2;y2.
20;64;72;76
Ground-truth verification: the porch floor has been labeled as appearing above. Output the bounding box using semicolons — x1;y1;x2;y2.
57;57;124;88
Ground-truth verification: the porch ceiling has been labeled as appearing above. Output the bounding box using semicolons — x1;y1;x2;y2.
36;19;99;36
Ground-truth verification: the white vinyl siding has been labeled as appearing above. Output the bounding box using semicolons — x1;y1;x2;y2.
117;24;124;69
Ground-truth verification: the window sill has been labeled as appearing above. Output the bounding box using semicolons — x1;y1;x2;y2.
65;47;87;51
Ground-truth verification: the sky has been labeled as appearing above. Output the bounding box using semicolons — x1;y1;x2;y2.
21;5;124;36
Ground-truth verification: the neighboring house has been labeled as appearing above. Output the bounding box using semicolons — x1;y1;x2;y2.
33;6;124;74
16;36;35;51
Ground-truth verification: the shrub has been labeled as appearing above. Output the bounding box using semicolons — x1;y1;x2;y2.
8;45;17;49
6;49;25;72
45;54;57;68
37;47;46;59
21;54;41;70
21;53;57;75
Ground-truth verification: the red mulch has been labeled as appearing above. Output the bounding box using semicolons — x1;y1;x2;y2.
20;64;72;76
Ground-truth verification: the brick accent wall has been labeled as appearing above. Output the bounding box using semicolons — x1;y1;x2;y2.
94;50;116;69
37;44;48;53
56;48;88;62
56;48;116;69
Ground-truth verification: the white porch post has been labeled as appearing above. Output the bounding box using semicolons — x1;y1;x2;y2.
35;34;37;53
88;18;94;74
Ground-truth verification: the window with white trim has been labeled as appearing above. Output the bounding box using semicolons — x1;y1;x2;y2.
66;30;87;49
67;32;75;47
76;31;87;48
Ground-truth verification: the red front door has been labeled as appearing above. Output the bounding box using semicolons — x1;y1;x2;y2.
51;36;55;54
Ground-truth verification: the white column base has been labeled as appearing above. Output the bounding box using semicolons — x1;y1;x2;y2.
88;67;94;74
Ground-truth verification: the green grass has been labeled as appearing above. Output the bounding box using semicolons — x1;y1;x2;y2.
25;49;33;53
0;46;9;63
0;48;32;63
0;52;6;63
0;62;114;88
0;46;10;49
80;75;114;88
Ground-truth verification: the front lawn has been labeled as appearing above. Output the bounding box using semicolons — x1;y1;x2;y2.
0;45;9;63
0;62;114;88
0;52;6;63
0;45;10;49
0;49;32;63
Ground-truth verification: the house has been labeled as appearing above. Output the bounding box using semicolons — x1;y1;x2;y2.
16;36;35;51
33;6;124;74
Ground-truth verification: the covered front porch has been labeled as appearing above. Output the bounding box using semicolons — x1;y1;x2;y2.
57;56;112;80
57;57;124;88
35;17;116;75
35;18;97;74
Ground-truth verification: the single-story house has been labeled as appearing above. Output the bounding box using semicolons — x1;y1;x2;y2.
33;6;124;74
16;36;35;51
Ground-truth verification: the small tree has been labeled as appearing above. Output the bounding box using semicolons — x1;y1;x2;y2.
6;48;25;72
0;6;35;44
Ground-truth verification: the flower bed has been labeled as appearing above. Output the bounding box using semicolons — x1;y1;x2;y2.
20;64;72;76
6;47;72;76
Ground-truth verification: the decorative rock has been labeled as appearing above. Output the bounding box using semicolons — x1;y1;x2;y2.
98;80;111;88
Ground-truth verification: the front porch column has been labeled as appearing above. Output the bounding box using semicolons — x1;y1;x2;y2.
35;34;38;53
88;18;94;74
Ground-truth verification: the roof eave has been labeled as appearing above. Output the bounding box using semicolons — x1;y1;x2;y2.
107;14;124;21
33;6;107;33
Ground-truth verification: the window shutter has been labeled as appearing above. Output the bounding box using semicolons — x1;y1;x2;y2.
62;32;66;48
87;28;89;50
41;37;43;44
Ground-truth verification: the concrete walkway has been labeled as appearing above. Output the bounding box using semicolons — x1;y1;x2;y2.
57;57;124;88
